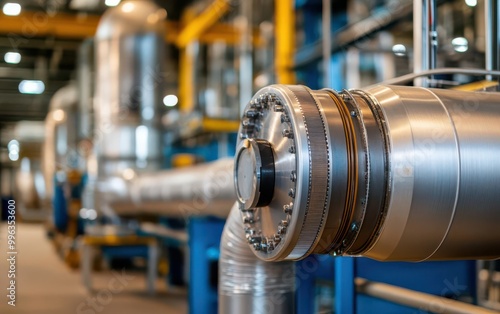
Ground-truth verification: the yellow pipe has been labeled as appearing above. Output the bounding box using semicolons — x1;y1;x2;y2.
451;80;499;91
179;44;196;114
0;11;258;46
275;0;296;84
175;0;232;48
202;118;240;132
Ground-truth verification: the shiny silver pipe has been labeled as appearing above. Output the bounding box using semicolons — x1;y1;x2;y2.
414;0;437;87
219;203;295;314
93;0;166;177
484;0;500;81
356;278;497;314
234;84;500;262
88;0;167;218
77;38;94;141
43;83;79;201
101;158;236;219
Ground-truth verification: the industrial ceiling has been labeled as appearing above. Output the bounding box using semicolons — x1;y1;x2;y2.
0;0;192;127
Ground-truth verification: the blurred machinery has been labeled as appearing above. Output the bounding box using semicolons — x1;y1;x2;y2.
7;122;48;222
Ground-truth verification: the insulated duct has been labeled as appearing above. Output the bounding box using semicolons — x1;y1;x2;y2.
93;0;165;175
103;158;236;218
43;83;79;202
219;203;295;314
233;84;500;262
87;0;167;216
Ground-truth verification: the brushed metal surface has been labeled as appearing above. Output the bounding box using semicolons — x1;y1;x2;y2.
234;84;500;262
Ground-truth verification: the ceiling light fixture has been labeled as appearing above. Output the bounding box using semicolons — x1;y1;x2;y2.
4;52;21;64
19;80;45;94
105;0;121;7
3;3;21;16
163;95;179;107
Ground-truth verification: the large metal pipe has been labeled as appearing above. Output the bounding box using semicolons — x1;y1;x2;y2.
93;0;166;176
87;0;167;217
43;83;79;202
233;84;500;262
355;278;498;314
105;158;236;218
219;203;295;314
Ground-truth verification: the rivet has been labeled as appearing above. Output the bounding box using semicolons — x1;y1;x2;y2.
281;113;290;123
283;203;293;214
282;129;294;138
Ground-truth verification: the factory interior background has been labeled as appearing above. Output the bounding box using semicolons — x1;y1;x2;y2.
1;0;500;313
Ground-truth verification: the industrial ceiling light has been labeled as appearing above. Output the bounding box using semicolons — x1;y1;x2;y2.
4;52;21;64
163;94;179;107
105;0;121;7
19;80;45;94
392;44;406;57
465;0;477;7
3;3;21;16
7;139;19;153
8;151;19;161
452;37;468;52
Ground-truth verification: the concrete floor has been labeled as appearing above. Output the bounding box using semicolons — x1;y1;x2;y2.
0;223;187;314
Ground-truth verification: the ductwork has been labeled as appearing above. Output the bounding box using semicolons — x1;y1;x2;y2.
101;158;236;218
43;83;79;202
233;84;500;262
219;203;295;314
86;0;167;217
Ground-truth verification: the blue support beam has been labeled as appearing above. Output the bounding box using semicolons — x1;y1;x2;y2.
189;217;226;314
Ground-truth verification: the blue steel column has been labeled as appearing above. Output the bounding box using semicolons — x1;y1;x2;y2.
189;217;225;314
335;257;356;313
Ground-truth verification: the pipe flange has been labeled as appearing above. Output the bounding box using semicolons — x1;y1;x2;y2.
235;85;332;261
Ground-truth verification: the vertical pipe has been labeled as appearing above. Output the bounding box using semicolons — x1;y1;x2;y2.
239;0;254;115
428;0;437;71
414;0;436;87
77;38;94;141
275;0;296;84
413;0;423;86
322;0;331;88
179;43;198;114
485;0;499;81
219;204;296;314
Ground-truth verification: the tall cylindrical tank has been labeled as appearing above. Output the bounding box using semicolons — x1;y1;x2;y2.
93;0;166;177
88;0;167;216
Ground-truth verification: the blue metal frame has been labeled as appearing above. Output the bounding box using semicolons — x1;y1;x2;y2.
296;256;477;314
189;217;226;314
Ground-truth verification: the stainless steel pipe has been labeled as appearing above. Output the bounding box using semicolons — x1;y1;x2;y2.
355;278;498;314
93;0;166;175
219;203;295;314
86;0;167;217
233;84;500;262
105;158;236;218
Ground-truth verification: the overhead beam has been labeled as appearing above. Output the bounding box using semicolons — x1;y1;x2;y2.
0;11;261;46
294;0;414;69
175;0;231;48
